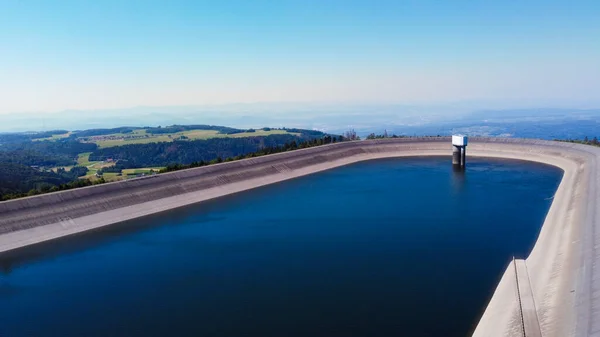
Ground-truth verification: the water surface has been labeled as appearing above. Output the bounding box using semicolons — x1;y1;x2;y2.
0;157;562;337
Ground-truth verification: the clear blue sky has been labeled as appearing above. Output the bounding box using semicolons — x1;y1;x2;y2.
1;0;599;113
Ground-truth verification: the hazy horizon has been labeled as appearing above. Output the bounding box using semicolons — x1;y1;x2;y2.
1;103;599;142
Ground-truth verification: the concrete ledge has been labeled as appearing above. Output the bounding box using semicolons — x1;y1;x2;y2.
0;137;598;337
516;259;543;337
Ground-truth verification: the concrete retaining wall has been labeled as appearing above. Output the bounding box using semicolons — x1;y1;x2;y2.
1;137;598;337
0;137;447;234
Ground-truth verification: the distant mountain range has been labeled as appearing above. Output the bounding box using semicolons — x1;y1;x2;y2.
1;104;599;140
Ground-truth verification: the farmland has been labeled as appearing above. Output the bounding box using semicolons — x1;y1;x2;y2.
62;128;305;181
76;152;115;179
101;167;164;182
79;128;299;148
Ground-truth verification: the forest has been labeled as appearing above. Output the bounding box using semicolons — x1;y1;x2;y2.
0;130;69;144
0;126;333;200
144;124;241;135
3;126;599;201
0;164;89;200
556;136;600;147
0;141;97;166
70;124;243;137
157;135;339;174
89;133;329;168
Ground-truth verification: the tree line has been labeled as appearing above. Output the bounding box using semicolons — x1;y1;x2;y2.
0;141;97;167
70;124;244;137
556;136;600;147
144;124;241;135
0;130;69;144
1;133;341;201
0;164;90;201
158;135;341;173
89;133;333;168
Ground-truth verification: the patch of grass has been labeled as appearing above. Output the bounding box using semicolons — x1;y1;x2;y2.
50;166;73;172
81;174;102;181
177;130;221;140
122;167;164;175
102;172;126;182
97;167;162;182
33;132;72;142
76;152;115;179
77;152;94;166
229;130;300;138
95;135;172;148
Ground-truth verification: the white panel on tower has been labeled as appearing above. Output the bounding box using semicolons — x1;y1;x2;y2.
452;135;468;146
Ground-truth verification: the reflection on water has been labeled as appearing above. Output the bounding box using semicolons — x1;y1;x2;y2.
452;164;467;191
453;164;466;173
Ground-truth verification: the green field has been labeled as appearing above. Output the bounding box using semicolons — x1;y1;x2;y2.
77;152;95;166
50;166;73;172
87;167;164;182
229;130;297;138
122;167;164;175
102;172;126;182
33;132;71;142
76;151;162;181
31;128;303;148
83;129;299;148
71;128;301;181
76;152;115;178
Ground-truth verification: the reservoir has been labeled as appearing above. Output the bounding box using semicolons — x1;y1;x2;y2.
0;157;562;337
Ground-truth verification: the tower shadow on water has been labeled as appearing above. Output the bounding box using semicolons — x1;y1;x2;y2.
451;135;468;193
452;163;467;192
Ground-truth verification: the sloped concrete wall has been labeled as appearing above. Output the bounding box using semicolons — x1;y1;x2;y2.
0;137;447;234
1;137;598;337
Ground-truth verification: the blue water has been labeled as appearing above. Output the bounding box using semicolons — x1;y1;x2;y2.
0;157;562;337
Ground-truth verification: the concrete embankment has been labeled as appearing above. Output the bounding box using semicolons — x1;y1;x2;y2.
0;137;598;337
